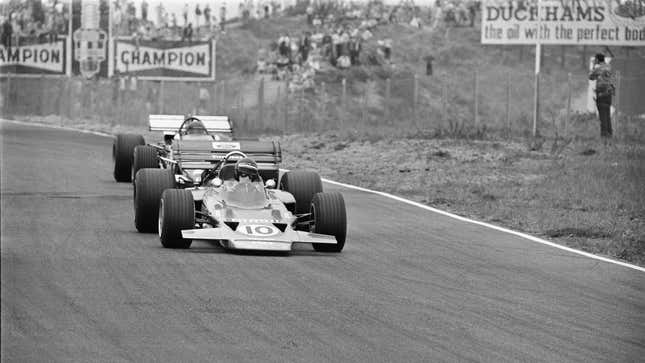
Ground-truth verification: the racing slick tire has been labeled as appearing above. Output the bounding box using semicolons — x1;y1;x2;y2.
134;168;175;233
159;189;195;249
311;192;347;253
113;133;145;182
280;171;323;214
132;145;159;182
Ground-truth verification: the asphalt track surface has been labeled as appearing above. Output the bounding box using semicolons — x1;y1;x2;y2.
2;122;644;362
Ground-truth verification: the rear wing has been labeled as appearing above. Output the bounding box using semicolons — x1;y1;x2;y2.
173;140;282;172
149;114;233;135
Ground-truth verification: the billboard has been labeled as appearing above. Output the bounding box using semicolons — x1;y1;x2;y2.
112;39;215;80
0;40;68;76
481;0;645;45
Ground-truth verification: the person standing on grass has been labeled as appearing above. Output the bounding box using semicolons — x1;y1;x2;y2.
588;53;615;140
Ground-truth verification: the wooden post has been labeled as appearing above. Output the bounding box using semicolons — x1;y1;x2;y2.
385;78;391;123
566;73;572;137
505;73;511;138
341;78;346;130
615;70;621;138
442;81;447;128
473;69;479;130
258;77;265;130
159;80;165;114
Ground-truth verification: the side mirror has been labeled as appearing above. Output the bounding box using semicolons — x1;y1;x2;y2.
265;179;276;189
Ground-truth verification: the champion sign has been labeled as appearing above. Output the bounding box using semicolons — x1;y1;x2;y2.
0;40;67;74
113;40;214;80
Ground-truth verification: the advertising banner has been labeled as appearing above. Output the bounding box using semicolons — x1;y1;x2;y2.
1;40;68;76
71;0;110;78
481;0;645;45
113;39;215;81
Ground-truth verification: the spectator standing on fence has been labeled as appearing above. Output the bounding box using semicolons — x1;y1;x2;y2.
204;5;211;26
182;22;193;42
195;4;201;32
141;0;148;22
183;3;189;26
588;53;615;140
1;15;12;49
220;3;227;32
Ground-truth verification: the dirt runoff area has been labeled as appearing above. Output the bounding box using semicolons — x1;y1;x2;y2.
276;133;645;267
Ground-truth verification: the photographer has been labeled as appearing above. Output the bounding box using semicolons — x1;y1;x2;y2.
588;53;615;140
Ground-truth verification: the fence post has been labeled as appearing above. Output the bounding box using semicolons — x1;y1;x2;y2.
385;78;391;123
258;77;264;130
284;80;289;132
413;74;419;129
473;69;479;131
341;78;346;130
505;73;511;138
6;73;11;115
566;72;572;137
615;70;621;138
442;81;447;129
159;80;165;114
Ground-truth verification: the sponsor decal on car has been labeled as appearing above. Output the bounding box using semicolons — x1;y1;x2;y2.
212;142;241;150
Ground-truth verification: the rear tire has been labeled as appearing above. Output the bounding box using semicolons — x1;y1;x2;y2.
280;171;322;214
134;168;175;233
113;134;144;182
311;192;347;252
159;189;194;249
132;145;159;182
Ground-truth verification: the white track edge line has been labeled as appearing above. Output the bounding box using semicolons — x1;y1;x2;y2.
320;177;645;273
3;119;642;272
1;119;114;138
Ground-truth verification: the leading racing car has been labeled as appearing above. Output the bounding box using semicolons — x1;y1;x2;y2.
138;151;347;252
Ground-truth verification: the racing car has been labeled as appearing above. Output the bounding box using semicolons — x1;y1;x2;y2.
113;115;280;184
142;151;347;252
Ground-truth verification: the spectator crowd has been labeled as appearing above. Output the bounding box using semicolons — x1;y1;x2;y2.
1;0;69;49
256;0;481;92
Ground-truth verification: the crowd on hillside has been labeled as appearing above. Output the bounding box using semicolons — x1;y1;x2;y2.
0;0;69;48
256;0;481;91
112;0;230;43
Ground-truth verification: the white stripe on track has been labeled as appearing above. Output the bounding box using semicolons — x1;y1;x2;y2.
3;119;642;272
321;177;645;273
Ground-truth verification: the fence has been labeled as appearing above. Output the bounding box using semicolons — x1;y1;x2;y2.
2;69;644;141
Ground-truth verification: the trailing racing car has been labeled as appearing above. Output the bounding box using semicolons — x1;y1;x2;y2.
112;114;280;185
142;151;347;252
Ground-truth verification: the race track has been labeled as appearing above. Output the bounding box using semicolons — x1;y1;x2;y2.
2;122;644;362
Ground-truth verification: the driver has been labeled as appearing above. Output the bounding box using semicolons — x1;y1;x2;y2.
235;158;260;183
183;119;208;135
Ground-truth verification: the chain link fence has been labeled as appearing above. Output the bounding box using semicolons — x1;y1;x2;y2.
2;68;644;141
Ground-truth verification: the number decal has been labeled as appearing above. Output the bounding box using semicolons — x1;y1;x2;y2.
238;224;279;237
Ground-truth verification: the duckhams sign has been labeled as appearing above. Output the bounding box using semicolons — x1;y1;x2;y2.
481;0;645;45
113;39;215;80
0;40;68;75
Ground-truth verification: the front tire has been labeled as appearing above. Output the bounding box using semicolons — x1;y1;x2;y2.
159;189;194;249
113;134;144;182
280;171;323;214
134;168;175;233
311;192;347;252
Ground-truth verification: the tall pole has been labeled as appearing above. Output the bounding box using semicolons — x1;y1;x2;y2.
533;0;541;137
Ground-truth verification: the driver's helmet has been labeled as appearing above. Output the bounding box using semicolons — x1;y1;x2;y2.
235;158;260;182
183;119;208;135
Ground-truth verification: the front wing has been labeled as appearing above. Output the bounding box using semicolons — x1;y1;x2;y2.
181;227;337;251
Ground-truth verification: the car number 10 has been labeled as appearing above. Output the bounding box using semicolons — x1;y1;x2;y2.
239;224;279;237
